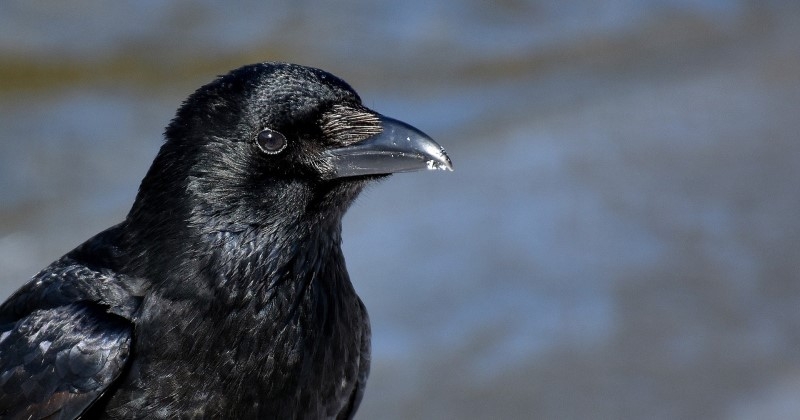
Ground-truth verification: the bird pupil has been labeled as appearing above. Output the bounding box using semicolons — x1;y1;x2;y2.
257;129;286;154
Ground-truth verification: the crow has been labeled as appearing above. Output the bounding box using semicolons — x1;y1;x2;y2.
0;62;452;419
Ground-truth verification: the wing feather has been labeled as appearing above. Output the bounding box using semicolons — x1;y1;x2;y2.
0;303;131;420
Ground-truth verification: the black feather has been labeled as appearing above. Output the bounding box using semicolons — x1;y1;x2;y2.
0;62;448;419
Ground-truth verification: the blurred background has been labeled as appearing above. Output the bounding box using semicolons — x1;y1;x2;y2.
1;1;799;418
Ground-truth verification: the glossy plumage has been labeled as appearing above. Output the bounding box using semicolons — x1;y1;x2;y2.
0;62;450;419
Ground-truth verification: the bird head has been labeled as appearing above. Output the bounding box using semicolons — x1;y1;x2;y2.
129;62;452;232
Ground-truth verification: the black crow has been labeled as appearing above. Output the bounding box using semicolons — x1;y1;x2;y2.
0;62;452;419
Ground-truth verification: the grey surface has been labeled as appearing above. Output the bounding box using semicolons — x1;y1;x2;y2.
1;1;800;418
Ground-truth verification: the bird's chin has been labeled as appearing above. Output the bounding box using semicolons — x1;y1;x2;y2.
318;173;388;204
345;173;391;189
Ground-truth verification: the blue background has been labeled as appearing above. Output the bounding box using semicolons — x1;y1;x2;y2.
1;1;799;418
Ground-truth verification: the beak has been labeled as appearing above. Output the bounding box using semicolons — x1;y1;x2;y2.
323;115;453;179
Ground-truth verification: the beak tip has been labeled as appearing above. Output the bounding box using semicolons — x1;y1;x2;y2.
426;152;453;172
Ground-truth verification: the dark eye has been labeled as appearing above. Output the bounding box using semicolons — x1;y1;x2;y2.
255;128;287;154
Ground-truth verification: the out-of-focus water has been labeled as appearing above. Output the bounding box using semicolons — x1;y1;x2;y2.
2;1;800;418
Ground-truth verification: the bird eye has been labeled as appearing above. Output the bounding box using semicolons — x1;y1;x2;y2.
255;129;287;154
